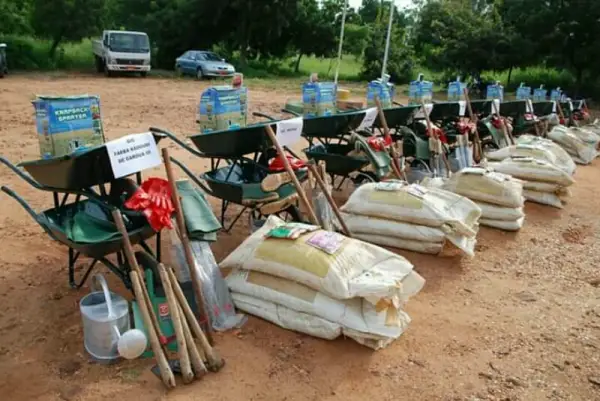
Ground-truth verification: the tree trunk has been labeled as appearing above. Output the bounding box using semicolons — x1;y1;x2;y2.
506;65;514;88
294;53;303;73
49;35;62;59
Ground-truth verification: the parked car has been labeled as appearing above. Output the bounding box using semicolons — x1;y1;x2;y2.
0;43;7;78
175;51;235;79
92;30;151;77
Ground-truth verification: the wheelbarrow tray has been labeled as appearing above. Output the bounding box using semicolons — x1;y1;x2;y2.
201;162;306;206
533;101;555;116
19;133;165;191
470;100;493;115
500;100;527;116
304;144;370;176
428;102;463;121
41;201;156;260
189;121;278;158
374;105;420;129
302;110;367;139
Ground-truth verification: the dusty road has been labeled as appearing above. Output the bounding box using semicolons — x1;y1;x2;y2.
0;74;599;401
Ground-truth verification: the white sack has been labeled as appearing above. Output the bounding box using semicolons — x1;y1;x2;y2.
523;189;563;208
475;201;525;221
548;125;598;164
351;233;444;255
488;158;575;186
480;217;525;231
516;134;576;175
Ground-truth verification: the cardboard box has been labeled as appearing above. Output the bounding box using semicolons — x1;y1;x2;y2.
408;79;433;105
486;84;504;101
302;82;337;117
550;88;563;102
533;87;548;102
367;80;394;108
447;79;466;101
33;95;105;159
198;86;245;133
516;83;532;100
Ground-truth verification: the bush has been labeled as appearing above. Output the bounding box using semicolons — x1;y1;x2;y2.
0;35;94;71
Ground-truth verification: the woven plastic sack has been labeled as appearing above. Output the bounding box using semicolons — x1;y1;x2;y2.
522;180;570;194
336;212;476;256
548;125;597;164
569;127;600;148
440;167;524;208
351;233;444;255
488;158;575;186
523;189;563;208
480;217;524;231
340;181;481;238
516;135;576;175
230;293;401;350
486;144;558;165
219;216;424;307
475;201;524;221
226;269;415;341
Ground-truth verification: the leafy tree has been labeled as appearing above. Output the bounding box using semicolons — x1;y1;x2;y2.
291;0;337;72
0;0;33;35
344;23;369;58
31;0;105;58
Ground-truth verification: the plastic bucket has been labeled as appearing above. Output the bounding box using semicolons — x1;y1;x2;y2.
79;275;130;364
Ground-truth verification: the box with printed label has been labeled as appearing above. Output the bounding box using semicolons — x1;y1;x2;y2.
302;82;337;117
408;79;433;105
198;86;245;133
33;95;105;159
550;88;562;102
486;84;504;101
447;79;466;101
366;80;394;108
516;84;532;100
533;87;548;102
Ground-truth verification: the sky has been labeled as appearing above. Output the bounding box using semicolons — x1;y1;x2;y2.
348;0;415;10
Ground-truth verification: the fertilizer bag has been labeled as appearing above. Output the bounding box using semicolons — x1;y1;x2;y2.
548;125;597;164
474;201;524;221
486;144;558;165
340;181;481;238
226;269;414;341
516;135;576;175
488;158;575;186
219;216;425;306
523;189;563;208
440;167;524;208
479;217;525;231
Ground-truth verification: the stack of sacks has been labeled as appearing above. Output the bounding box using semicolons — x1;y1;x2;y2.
488;157;575;209
515;135;577;176
220;216;425;350
568;126;600;149
548;125;598;164
336;181;481;256
435;167;526;231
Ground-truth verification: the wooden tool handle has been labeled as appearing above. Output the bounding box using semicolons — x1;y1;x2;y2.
158;263;193;384
373;97;403;180
167;267;224;372
463;88;483;164
420;100;452;176
176;301;207;378
161;148;214;345
112;209;167;347
306;163;351;237
264;124;319;225
131;270;176;389
491;99;515;145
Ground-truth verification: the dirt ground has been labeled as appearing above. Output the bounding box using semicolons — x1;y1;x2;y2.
0;74;599;401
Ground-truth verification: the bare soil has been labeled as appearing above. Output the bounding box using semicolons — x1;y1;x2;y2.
0;74;599;401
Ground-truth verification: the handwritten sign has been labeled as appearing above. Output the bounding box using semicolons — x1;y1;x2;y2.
106;132;161;179
490;99;501;114
458;100;467;116
276;117;303;147
356;107;379;132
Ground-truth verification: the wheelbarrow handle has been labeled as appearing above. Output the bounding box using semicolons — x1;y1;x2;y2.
281;108;301;117
1;186;39;221
168;156;213;195
0;156;43;190
252;112;277;121
149;127;205;158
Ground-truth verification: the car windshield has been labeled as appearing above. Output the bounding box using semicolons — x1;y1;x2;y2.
203;52;222;62
109;33;150;53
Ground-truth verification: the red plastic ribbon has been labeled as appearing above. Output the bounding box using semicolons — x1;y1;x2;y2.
124;177;174;231
268;153;306;172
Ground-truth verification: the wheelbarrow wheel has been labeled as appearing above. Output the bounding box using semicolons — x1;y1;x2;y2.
351;172;377;188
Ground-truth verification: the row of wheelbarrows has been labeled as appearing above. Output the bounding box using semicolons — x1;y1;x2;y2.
1;92;597;389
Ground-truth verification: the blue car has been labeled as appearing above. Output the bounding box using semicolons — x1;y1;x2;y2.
175;50;236;79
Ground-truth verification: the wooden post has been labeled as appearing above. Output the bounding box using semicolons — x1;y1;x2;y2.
162;148;214;345
264;124;320;226
463;88;483;164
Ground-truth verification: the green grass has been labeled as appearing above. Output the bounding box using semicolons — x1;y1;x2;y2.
295;54;362;81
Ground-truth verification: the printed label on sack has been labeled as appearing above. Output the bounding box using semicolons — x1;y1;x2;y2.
356;107;379;132
158;303;170;320
306;231;345;255
106;132;161;179
276;117;303;147
406;184;428;198
374;181;405;192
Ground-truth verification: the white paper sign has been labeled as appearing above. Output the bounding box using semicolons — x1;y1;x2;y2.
415;103;434;118
106;132;161;179
526;99;534;114
552;101;557;113
490;99;501;114
458;100;467;116
569;101;574;111
276;117;303;147
356;107;379;132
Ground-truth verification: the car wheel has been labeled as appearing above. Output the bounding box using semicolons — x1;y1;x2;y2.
104;63;113;77
196;67;204;80
175;65;183;76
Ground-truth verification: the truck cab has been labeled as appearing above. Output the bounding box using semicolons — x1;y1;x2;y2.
93;30;151;77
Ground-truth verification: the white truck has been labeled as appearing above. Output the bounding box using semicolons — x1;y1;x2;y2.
92;30;151;77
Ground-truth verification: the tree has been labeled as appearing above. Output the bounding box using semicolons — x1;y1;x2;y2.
32;0;105;58
0;0;33;35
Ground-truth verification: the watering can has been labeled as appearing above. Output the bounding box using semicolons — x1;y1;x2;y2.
79;274;147;363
